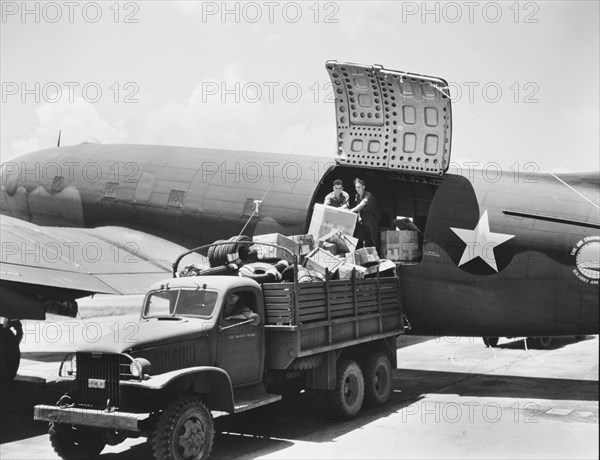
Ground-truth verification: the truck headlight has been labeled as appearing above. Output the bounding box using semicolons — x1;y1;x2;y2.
129;358;151;378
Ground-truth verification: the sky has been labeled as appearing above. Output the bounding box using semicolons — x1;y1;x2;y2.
1;0;599;173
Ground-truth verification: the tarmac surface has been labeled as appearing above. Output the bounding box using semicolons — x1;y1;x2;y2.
1;311;597;460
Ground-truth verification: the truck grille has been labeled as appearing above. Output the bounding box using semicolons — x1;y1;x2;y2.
75;352;130;408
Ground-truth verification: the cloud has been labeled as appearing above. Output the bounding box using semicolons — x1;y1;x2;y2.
135;62;337;157
10;98;128;157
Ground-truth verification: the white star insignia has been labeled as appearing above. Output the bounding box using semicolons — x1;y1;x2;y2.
450;210;515;272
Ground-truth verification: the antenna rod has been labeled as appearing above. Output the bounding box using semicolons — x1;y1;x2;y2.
57;130;62;147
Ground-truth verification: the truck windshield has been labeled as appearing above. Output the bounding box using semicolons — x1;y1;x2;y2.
144;289;219;318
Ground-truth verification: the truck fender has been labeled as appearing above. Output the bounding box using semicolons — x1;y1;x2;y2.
121;366;235;412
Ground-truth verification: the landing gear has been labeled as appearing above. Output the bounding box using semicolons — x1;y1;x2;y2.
152;395;214;460
537;336;552;348
328;359;364;420
49;422;106;460
364;353;392;407
1;321;22;384
482;336;499;348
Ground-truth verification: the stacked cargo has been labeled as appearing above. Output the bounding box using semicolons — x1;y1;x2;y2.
178;207;420;284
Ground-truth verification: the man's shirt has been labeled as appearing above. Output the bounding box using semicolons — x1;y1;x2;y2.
324;191;350;208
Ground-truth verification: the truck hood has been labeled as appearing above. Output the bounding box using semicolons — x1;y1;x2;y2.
78;317;216;354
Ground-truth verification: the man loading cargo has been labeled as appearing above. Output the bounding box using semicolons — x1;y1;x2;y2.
324;179;350;209
349;178;380;251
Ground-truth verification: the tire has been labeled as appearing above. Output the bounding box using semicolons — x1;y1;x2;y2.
152;395;214;460
328;360;364;420
0;327;21;385
364;353;392;407
482;336;499;348
238;263;281;283
49;422;105;460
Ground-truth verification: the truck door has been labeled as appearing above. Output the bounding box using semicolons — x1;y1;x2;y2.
216;289;263;386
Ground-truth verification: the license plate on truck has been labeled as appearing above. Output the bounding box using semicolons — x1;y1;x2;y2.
88;378;106;389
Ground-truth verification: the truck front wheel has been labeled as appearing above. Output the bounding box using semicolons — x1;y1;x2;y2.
49;422;105;460
152;395;214;460
328;360;364;420
364;352;392;407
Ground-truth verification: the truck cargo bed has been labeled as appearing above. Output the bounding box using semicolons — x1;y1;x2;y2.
262;276;404;369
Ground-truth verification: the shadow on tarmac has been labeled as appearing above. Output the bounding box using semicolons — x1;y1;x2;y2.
2;364;596;458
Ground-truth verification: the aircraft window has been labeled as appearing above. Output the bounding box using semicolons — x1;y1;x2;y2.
104;182;118;198
51;176;64;192
168;190;185;208
242;198;259;217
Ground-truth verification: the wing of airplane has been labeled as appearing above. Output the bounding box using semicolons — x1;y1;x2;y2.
0;215;205;320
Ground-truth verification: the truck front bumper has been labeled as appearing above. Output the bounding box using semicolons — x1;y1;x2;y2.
34;405;150;432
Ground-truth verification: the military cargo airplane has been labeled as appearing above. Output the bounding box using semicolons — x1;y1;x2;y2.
1;61;599;383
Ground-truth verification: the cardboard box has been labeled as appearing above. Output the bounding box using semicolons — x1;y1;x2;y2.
346;247;380;266
337;263;368;280
308;203;357;241
288;234;315;257
319;241;338;255
319;229;358;254
252;233;298;261
365;259;397;276
304;247;343;277
381;230;420;262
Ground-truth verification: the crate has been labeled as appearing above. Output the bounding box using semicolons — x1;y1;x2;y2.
252;233;298;261
337;263;368;280
381;230;420;262
288;234;315;258
319;229;358;254
304;247;343;277
346;247;380;266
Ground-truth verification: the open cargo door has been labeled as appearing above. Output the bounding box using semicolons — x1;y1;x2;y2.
326;61;452;176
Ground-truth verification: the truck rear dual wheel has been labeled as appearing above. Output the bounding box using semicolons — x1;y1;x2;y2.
364;353;392;407
49;422;106;460
329;360;365;420
152;395;214;460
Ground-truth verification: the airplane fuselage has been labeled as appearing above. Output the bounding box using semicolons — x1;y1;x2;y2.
1;143;598;337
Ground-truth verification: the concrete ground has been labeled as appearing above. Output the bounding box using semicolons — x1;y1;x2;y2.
1;312;597;460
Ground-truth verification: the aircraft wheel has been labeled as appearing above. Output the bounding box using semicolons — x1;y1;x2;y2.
152;395;214;460
364;352;392;407
0;326;21;385
482;336;499;348
328;359;364;420
49;422;106;460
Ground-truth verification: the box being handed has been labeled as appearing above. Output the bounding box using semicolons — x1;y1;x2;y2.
308;204;357;241
252;233;298;261
304;247;343;277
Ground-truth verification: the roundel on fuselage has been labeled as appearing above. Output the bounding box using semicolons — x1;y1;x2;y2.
426;174;517;276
